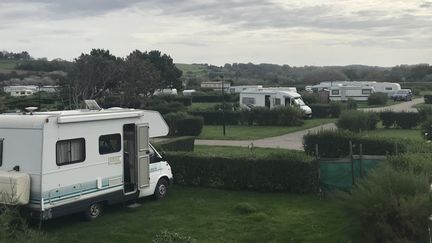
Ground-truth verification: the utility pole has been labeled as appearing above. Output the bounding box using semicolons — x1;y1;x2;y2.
38;83;42;110
221;75;226;136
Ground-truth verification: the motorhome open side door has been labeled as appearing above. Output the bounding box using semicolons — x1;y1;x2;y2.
135;124;150;188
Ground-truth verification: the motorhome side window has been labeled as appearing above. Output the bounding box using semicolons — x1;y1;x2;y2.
99;134;121;155
0;139;3;166
242;97;255;105
332;90;340;95
56;138;86;165
274;98;281;106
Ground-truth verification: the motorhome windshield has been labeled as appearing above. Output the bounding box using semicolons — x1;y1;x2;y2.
294;97;305;106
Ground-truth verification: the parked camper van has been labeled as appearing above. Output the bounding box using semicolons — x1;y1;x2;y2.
329;85;374;101
239;88;312;118
0;105;173;220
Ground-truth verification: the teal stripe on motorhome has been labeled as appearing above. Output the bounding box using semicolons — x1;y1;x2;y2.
30;176;122;202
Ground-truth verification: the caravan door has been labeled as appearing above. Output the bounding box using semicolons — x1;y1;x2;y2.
135;124;150;188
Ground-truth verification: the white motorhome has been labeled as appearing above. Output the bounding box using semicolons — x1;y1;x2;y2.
239;88;312;117
0;105;173;220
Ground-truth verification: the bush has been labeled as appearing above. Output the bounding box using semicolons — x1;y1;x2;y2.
153;137;195;152
164;112;203;136
367;92;388;106
152;230;195;243
336;110;378;132
329;102;346;117
303;129;406;157
424;94;432;104
380;111;421;129
166;151;318;193
308;104;330;118
421;118;432;140
299;92;319;105
418;105;432;121
146;101;186;115
341;161;432;242
346;98;357;110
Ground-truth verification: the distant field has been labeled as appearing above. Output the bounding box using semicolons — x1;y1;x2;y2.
175;63;208;79
0;60;18;70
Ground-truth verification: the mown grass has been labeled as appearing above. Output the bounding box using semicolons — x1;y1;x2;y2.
189;102;220;110
199;118;336;140
356;99;398;108
193;145;312;160
363;128;423;141
43;186;359;242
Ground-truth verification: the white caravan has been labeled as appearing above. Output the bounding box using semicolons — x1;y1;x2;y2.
306;81;400;98
0;106;173;220
329;85;374;101
239;88;312;118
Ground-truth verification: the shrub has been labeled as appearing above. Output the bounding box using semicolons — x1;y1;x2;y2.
152;230;195;243
146;101;186;115
346;98;357;110
418;105;432;121
421;118;432;140
166;151;318;193
395;112;420;129
308;104;330;118
164;112;204;136
341;162;432;242
153;137;195;152
424;94;432;104
336;110;378;132
380;111;396;128
329;102;346;117
367;92;388;106
303;129;406;157
299;92;319;105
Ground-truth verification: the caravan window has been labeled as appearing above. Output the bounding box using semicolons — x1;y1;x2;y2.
242;97;255;105
99;134;121;155
56;138;86;165
385;87;393;90
274;98;281;106
332;90;340;95
362;89;372;95
0;139;3;166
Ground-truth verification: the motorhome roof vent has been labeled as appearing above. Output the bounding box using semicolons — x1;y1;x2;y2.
84;100;101;111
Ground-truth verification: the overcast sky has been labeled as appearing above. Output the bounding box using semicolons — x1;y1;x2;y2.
1;0;431;66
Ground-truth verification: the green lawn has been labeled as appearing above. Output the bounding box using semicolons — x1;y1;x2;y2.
189;102;219;110
43;186;359;242
193;145;312;159
356;99;398;109
199;118;336;140
363;127;423;141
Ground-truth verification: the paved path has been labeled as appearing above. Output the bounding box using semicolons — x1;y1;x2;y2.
196;98;424;150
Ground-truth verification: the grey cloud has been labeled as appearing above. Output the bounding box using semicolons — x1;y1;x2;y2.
420;2;432;8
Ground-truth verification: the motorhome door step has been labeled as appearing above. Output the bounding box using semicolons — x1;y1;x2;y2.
127;203;142;209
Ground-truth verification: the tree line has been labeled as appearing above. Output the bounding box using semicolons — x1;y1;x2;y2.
0;51;31;60
57;49;182;108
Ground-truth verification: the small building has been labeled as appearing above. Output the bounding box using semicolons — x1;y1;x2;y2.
182;89;196;96
153;89;178;96
200;81;231;91
3;85;59;97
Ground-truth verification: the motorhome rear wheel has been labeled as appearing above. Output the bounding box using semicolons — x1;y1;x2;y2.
83;202;104;221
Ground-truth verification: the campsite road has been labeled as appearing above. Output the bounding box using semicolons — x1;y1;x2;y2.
195;98;424;150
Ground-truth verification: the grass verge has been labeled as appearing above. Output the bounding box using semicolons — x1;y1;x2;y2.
198;118;336;140
43;186;359;242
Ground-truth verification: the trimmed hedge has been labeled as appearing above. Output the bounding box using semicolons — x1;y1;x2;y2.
336;110;378;132
191;106;304;126
380;111;421;129
303;129;406;157
166;152;318;193
153;136;195;152
308;103;347;118
424;95;432;104
164;112;204;136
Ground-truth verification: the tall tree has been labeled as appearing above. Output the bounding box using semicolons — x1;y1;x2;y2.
66;49;123;108
145;50;183;90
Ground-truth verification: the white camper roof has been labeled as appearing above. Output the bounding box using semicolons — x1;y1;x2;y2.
0;108;168;137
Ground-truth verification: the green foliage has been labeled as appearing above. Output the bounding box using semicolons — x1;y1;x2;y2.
346;98;357;110
340;161;432;242
303;130;406;157
146;101;186;115
153;137;195;152
166;151;318;193
336;110;378;132
380;111;421;129
421;118;432;140
152;230;195;243
424;95;432;104
417;105;432;121
191;106;304;126
308;103;346;118
234;202;260;214
164;112;203;136
191;93;237;103
367;92;388;106
0;206;53;243
299;92;319;105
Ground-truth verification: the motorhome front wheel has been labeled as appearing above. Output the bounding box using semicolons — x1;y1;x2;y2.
83;202;104;221
154;178;169;199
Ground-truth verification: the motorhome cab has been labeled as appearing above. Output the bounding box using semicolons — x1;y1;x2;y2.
0;106;173;220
